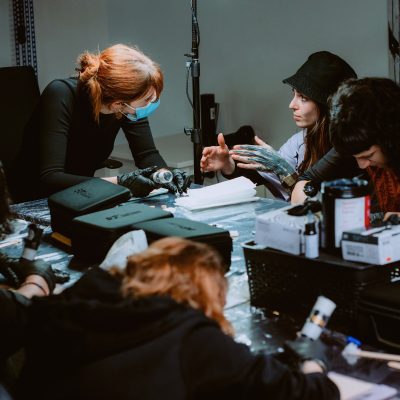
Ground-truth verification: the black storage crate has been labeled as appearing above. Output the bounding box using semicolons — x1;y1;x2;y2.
243;243;400;334
358;281;400;352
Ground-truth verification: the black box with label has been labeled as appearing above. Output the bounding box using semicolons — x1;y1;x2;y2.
133;217;232;271
48;178;131;238
71;203;172;262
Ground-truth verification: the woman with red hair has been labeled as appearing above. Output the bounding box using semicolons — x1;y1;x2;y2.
1;236;338;399
7;44;187;202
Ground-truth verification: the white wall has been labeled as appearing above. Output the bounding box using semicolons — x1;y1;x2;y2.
0;0;389;149
34;0;109;89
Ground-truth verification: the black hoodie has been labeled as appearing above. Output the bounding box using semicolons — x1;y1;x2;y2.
0;269;339;400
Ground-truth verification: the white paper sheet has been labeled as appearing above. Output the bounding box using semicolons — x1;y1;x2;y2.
175;177;258;210
327;372;397;400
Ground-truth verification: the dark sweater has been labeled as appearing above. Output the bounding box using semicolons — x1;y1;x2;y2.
8;78;167;202
0;269;339;400
299;148;361;185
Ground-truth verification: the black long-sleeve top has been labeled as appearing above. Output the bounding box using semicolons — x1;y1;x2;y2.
8;78;167;202
299;148;361;185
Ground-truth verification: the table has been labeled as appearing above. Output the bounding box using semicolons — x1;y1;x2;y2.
6;193;400;397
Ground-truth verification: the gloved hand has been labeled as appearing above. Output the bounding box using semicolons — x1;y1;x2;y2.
117;166;158;197
230;136;298;190
0;255;57;294
162;169;190;195
287;199;322;216
284;337;332;372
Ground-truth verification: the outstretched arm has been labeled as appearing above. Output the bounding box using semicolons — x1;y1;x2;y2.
291;180;309;204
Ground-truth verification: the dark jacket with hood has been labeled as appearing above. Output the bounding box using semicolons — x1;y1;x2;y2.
0;269;339;400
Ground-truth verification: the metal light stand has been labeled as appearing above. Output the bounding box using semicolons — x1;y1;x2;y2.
184;0;203;184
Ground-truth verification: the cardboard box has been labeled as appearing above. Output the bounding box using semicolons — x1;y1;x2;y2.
255;206;319;255
342;225;400;265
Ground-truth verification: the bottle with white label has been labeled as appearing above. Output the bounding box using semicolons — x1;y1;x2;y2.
304;210;319;259
301;296;336;340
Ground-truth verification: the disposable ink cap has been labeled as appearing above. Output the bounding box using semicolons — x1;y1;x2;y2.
347;336;361;347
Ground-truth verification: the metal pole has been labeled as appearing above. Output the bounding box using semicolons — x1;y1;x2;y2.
190;0;203;184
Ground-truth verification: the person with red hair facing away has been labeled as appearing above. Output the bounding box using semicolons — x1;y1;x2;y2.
6;44;187;203
1;236;338;399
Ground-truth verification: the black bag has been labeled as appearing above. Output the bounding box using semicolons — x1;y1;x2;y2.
71;203;173;263
133;217;232;271
358;281;400;352
48;178;131;237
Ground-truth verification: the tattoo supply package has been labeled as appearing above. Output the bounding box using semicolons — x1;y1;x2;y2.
254;206;319;255
133;217;232;271
242;243;399;335
71;203;172;262
48;178;131;238
342;225;400;265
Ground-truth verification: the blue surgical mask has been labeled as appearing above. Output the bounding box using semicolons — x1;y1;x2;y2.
123;99;160;122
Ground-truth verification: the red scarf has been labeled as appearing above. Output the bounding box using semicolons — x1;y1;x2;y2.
367;167;400;213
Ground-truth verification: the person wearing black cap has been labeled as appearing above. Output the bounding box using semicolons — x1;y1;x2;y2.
200;51;356;200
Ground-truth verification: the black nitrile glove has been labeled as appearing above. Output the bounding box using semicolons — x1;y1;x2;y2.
284;337;332;372
0;255;57;293
52;268;71;284
117;166;158;197
287;199;322;216
162;169;189;195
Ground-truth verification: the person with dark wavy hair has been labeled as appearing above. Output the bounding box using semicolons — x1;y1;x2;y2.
1;236;339;399
1;162;57;296
292;77;400;220
1;162;57;397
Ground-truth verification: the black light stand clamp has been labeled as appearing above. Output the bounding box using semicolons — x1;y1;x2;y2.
184;0;203;184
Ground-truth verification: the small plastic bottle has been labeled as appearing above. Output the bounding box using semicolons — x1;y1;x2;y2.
304;210;319;259
301;296;337;340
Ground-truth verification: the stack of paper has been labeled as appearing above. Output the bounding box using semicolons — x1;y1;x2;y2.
175;177;259;211
327;372;397;400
